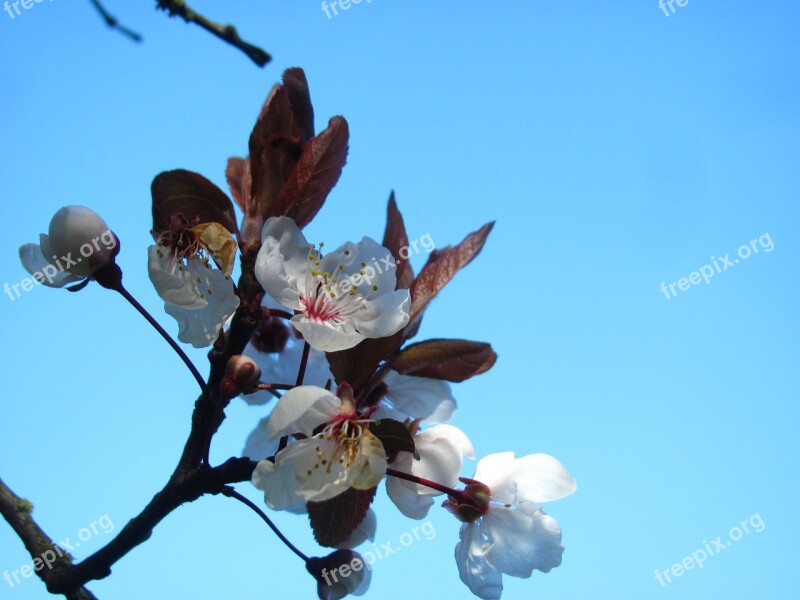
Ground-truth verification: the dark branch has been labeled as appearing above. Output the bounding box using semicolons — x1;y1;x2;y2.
88;0;143;43
0;478;99;599
156;0;271;67
0;245;266;597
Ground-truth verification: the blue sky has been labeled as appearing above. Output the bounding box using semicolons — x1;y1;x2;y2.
1;1;798;599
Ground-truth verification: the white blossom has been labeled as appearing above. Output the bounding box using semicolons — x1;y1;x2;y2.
254;216;410;352
387;425;474;519
252;385;387;509
453;452;576;600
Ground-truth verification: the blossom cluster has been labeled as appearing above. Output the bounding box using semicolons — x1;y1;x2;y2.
17;68;576;600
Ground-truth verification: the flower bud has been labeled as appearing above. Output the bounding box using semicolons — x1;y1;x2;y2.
306;549;371;600
443;478;491;523
250;317;290;353
336;382;357;416
220;355;262;399
47;206;119;277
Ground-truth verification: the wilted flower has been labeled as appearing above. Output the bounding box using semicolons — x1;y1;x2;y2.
148;214;240;347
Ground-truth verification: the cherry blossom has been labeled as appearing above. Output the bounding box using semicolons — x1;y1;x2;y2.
387;424;474;519
252;384;387;509
448;452;576;599
148;215;239;347
254;216;410;352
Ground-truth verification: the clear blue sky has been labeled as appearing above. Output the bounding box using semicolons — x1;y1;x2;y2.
1;1;798;599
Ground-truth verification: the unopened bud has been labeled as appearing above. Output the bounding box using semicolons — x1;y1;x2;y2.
250;317;291;353
47;206;119;277
443;478;491;523
220;355;262;399
306;549;371;600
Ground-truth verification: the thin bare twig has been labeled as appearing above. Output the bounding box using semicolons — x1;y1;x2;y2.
156;0;271;67
88;0;143;43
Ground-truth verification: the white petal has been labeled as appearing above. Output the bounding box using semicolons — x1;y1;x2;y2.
163;275;240;348
291;316;366;352
242;416;281;461
386;476;435;519
473;452;576;505
319;237;399;300
47;206;116;277
337;508;377;549
251;443;310;511
455;522;503;600
350;289;410;338
513;453;577;503
19;238;83;288
473;453;517;503
295;431;387;503
267;385;339;439
148;246;206;308
482;503;564;577
351;431;389;490
254;216;310;311
382;371;457;424
393;425;474;496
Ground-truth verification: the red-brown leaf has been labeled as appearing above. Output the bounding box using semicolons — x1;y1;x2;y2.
151;169;238;235
382;192;414;291
248;85;304;219
407;222;494;332
307;487;377;548
326;331;403;394
282;67;315;144
278;116;349;228
390;339;497;382
225;157;250;213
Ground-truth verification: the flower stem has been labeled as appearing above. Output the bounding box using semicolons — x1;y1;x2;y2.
221;486;308;562
113;284;210;396
295;341;311;386
256;383;295;391
386;468;458;497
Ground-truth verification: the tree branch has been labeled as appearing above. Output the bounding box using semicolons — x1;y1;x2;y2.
88;0;143;43
0;478;99;599
156;0;271;67
0;245;266;597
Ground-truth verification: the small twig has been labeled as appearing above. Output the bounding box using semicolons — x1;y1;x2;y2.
88;0;143;42
221;486;308;562
114;283;210;397
156;0;271;67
